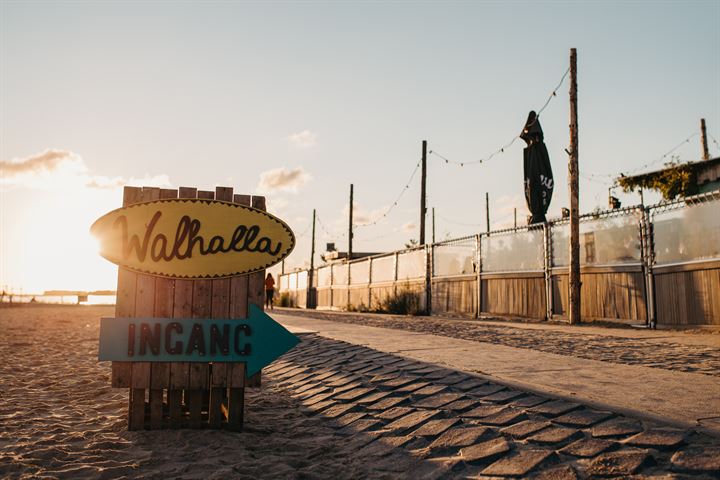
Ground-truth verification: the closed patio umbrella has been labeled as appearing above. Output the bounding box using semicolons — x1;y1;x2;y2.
521;111;554;224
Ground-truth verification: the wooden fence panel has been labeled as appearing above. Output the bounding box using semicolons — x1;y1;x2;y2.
654;264;720;326
432;276;477;317
481;274;546;319
551;269;647;323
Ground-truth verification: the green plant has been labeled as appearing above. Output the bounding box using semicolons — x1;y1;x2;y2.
278;291;292;307
380;288;423;315
617;160;698;201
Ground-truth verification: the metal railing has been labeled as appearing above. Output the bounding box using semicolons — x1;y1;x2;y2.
279;191;720;326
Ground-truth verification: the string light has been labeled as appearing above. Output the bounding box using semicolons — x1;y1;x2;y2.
584;131;700;181
315;214;346;240
354;159;422;228
428;66;570;167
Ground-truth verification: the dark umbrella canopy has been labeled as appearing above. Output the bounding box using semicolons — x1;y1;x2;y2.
521;111;554;224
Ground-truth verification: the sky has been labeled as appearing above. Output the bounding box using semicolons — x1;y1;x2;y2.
1;1;719;294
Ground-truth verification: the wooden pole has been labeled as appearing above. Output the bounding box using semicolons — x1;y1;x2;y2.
568;47;581;325
432;207;436;244
485;192;490;232
700;118;709;160
420;140;427;245
308;208;316;309
348;184;354;261
514;208;517;229
310;209;316;271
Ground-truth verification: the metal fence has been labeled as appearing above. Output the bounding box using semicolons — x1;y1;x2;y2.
279;191;720;327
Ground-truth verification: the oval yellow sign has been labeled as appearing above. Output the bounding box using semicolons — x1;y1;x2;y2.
90;199;295;278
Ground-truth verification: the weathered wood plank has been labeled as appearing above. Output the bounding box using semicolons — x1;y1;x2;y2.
112;186;142;389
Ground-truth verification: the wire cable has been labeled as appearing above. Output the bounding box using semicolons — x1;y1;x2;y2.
428;66;570;167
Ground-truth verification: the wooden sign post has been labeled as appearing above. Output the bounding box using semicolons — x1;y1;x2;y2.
95;185;297;430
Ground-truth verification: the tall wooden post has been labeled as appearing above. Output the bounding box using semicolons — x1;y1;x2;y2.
514;208;517;229
568;47;581;325
308;208;316;309
348;184;354;261
310;209;317;271
420;140;427;245
432;207;436;244
485;192;490;232
700;118;709;160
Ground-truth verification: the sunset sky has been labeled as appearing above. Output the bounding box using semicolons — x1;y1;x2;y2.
1;1;719;294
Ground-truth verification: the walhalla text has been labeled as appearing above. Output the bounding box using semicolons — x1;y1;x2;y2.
115;211;283;262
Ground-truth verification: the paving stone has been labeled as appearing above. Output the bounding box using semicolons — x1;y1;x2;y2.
344;362;373;372
531;464;579;480
442;399;478;412
453;379;488;391
460;437;512;464
396;381;431;393
553;409;613;428
409;366;443;374
384;410;442;434
369;373;401;383
365;396;410;411
375;406;416;421
413;393;466;409
670;446;720;474
624;430;686;450
435;373;469;385
329;411;367;428
355;364;384;375
428;426;494;451
312;370;342;382
321;403;357;418
381;376;419;389
423;369;457;380
413;385;448;397
358;435;415;458
477;407;527;426
509;395;549;408
482;389;527;404
303;399;335;413
526;426;582;445
332;387;375;402
500;419;552;439
300;390;336;405
355;390;393;405
410;418;461;437
586;450;654;477
467;384;506;397
591;418;644;438
296;384;330;398
559;437;616;457
462;404;507;418
340;418;384;434
481;449;556;477
530;400;581;418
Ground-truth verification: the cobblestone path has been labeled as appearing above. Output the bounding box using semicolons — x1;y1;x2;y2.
267;333;720;479
280;310;720;377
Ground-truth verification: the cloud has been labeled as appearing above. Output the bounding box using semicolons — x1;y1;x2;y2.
1;149;171;191
257;166;311;193
402;222;416;232
341;203;388;226
287;130;317;148
1;149;80;176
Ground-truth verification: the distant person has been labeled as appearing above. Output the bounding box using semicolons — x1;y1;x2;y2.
265;273;275;310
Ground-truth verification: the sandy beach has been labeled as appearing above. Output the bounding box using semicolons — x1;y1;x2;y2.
0;305;385;480
2;304;719;479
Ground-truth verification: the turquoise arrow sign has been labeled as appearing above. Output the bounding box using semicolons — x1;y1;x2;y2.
98;304;299;377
